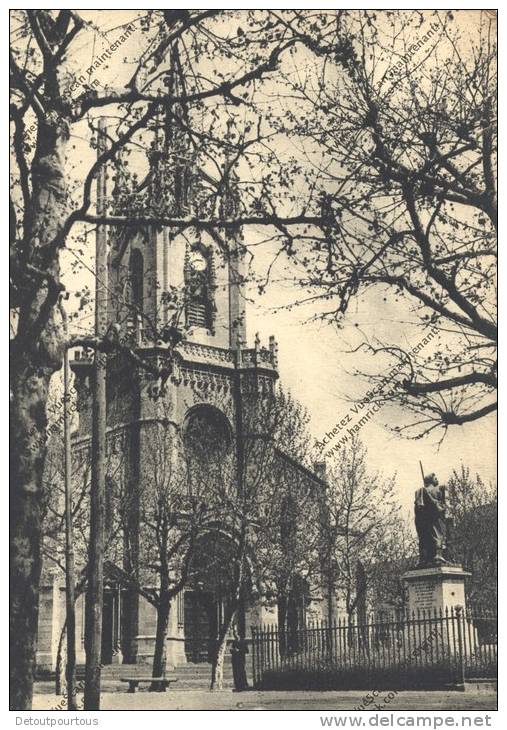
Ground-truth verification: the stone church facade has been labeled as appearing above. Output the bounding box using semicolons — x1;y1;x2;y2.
36;115;331;674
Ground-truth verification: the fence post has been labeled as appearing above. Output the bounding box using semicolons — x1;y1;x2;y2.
251;627;257;688
455;606;465;688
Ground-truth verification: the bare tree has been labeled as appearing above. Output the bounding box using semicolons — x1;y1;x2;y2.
446;465;497;607
107;417;209;689
40;392;126;701
318;436;399;621
252;390;323;655
197;385;320;690
366;517;418;613
262;10;497;438
9;9;325;707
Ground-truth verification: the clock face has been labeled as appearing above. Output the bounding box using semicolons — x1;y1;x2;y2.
189;250;208;272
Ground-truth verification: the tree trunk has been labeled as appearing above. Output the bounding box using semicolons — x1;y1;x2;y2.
277;594;288;658
10;124;69;709
55;620;67;696
346;594;356;648
210;610;236;691
83;359;106;711
63;350;77;709
83;119;108;711
10;362;56;709
150;599;170;691
10;376;45;710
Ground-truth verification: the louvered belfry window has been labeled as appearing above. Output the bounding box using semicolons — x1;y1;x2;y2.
187;297;208;328
186;247;212;329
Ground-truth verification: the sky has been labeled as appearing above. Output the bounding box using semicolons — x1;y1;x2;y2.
16;9;495;519
242;9;498;516
245;267;497;518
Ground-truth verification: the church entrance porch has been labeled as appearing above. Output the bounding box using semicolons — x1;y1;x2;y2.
184;590;226;663
181;531;240;665
100;587;122;665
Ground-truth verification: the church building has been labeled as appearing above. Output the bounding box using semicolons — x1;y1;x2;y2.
36;109;332;676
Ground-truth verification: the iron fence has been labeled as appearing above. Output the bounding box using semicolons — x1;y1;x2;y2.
251;607;497;690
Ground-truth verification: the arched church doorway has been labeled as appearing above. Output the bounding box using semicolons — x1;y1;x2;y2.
182;406;238;662
184;531;236;663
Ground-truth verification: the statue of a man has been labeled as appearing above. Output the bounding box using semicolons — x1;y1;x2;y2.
414;473;447;567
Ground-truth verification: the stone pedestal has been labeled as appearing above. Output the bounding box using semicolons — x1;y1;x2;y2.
403;565;474;656
403;565;471;614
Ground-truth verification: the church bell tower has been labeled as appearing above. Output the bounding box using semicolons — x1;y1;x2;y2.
70;95;279;666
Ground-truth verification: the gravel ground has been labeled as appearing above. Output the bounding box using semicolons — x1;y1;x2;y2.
31;688;497;712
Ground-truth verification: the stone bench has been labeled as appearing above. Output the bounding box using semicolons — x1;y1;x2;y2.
120;676;179;693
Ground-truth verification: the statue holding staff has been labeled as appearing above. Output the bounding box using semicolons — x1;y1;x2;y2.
414;469;448;567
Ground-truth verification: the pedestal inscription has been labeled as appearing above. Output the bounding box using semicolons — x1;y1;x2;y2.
412;579;436;611
403;565;471;614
